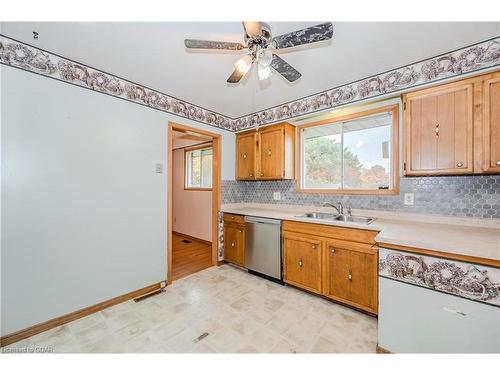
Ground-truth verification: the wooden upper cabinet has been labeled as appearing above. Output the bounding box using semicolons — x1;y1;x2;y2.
236;132;257;180
235;123;295;180
323;241;378;314
483;74;500;173
404;80;474;175
259;127;284;179
283;233;322;294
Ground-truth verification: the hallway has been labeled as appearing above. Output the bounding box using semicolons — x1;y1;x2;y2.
171;232;212;280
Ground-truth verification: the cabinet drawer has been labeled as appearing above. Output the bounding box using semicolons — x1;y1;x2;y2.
223;213;245;225
283;220;377;244
379;277;500;353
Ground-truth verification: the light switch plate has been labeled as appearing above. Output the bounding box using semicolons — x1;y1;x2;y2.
404;193;414;205
273;192;281;201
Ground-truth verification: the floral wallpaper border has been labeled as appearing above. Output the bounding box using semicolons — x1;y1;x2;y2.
0;34;234;131
233;36;500;131
379;248;500;307
1;33;500;132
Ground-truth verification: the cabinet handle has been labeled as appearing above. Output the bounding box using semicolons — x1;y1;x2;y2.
435;123;439;137
348;270;352;281
456;162;463;167
299;259;303;267
312;245;316;249
331;248;335;253
261;173;264;177
239;230;242;233
231;242;235;247
496;160;500;166
268;149;272;156
243;154;247;159
249;173;253;177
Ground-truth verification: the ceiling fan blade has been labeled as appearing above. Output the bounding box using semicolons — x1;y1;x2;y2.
272;22;333;49
227;55;254;83
270;54;301;82
242;21;262;37
184;39;244;51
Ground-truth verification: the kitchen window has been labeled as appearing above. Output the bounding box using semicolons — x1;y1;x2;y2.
298;105;399;194
185;146;213;190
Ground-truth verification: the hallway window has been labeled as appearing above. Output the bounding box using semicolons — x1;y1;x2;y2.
185;146;213;189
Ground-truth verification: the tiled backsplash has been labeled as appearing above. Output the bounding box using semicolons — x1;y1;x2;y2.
221;176;500;219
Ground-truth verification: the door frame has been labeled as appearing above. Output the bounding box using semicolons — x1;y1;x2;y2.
167;122;221;284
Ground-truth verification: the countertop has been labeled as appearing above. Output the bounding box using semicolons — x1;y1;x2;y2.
221;203;500;266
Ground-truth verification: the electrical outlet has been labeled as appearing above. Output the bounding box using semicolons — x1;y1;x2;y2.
155;163;163;173
273;192;281;201
404;193;414;205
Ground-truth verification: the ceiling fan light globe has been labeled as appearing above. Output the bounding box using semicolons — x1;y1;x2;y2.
235;55;253;74
258;64;272;81
257;49;273;67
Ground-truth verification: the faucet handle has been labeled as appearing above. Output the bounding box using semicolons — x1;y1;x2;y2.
347;206;352;216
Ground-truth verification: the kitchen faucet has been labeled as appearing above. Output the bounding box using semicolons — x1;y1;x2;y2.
323;202;344;215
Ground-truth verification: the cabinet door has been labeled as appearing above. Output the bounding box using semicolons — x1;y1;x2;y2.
283;233;322;294
405;83;473;175
236;133;257;180
223;224;244;266
258;127;284;179
483;76;500;173
324;243;378;313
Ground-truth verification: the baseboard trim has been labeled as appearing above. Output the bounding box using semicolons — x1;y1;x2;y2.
376;344;393;354
173;231;212;246
0;281;163;348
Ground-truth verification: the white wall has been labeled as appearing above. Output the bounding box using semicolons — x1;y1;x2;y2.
0;65;235;336
172;148;212;241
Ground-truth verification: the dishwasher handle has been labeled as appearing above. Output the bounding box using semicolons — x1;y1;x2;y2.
244;216;281;226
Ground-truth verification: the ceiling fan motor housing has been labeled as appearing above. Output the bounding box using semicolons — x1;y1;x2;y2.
245;22;272;52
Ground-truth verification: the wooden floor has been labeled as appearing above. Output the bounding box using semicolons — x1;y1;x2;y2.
171;232;213;281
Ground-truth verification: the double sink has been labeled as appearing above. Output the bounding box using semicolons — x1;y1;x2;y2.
295;212;376;224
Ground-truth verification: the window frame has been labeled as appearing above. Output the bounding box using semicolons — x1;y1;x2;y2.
296;104;400;195
184;144;213;191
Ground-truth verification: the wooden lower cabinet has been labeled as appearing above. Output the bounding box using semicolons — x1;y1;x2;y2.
223;222;245;267
323;241;378;314
283;220;379;314
283;234;322;294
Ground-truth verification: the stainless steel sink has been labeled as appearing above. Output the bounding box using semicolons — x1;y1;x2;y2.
332;215;375;224
295;212;375;224
297;212;336;219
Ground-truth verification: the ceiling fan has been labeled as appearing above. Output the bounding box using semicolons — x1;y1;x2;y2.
184;22;333;84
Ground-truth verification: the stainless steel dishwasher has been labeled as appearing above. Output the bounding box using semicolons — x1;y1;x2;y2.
244;216;282;283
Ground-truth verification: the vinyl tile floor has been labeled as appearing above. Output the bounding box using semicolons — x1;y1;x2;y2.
3;264;377;353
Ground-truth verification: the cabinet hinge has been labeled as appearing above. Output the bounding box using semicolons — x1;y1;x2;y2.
403;102;406;110
404;162;407;171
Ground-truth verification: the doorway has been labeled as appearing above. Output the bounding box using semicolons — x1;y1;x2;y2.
167;122;221;283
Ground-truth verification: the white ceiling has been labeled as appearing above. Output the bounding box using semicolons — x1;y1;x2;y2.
2;22;500;118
